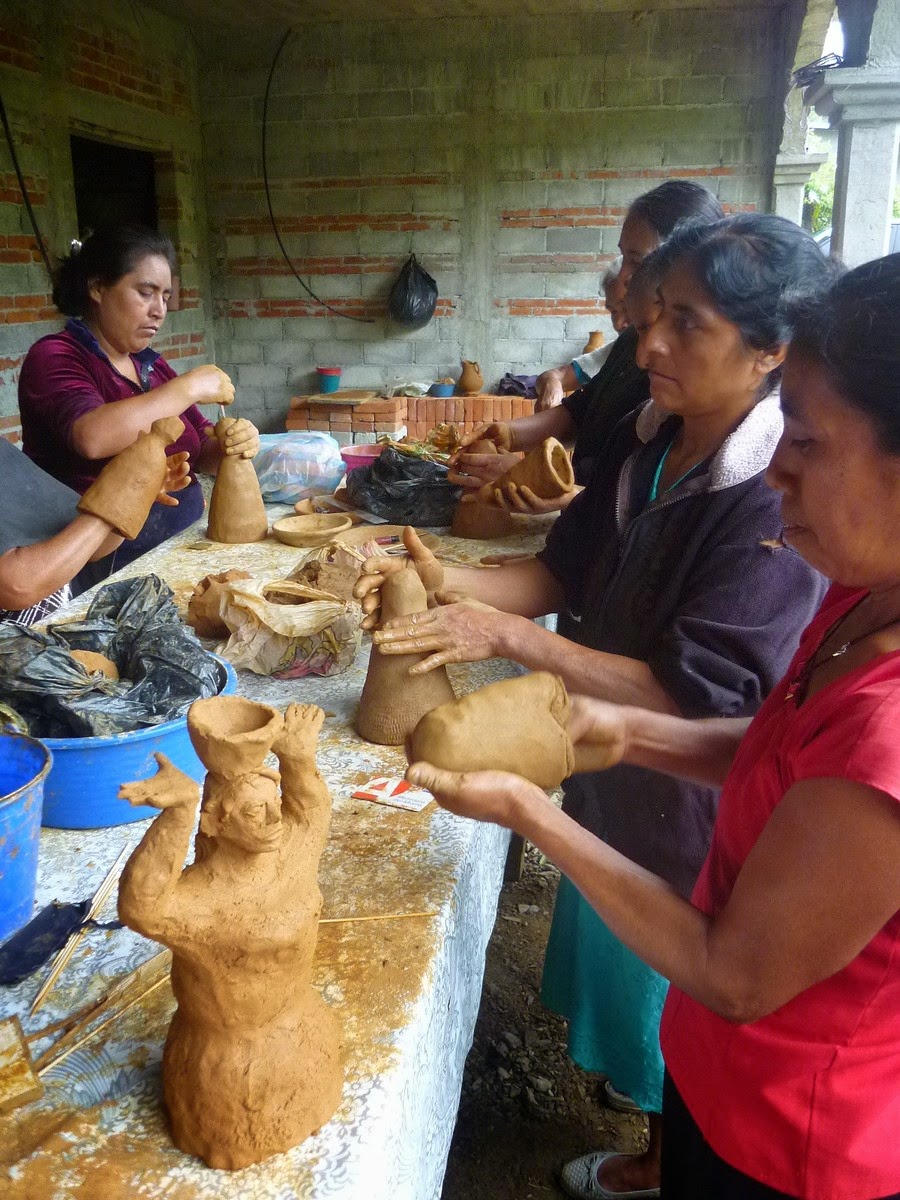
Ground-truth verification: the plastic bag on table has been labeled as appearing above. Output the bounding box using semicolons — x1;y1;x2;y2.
253;432;344;503
388;254;438;330
215;578;362;678
344;446;460;525
0;575;221;739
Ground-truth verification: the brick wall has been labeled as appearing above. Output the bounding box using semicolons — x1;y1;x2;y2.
285;392;535;444
202;8;793;432
0;0;216;442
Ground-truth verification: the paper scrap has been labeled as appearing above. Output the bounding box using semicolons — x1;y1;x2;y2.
351;776;433;811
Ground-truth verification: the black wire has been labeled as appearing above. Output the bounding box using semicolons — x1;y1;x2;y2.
0;92;53;280
262;28;374;324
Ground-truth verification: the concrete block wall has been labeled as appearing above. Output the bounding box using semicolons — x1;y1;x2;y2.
0;0;216;441
202;8;791;432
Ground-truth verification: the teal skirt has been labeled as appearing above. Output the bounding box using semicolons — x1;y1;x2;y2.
541;875;668;1113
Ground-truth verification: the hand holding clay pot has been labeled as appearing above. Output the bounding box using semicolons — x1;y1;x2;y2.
406;761;547;829
184;363;235;408
354;526;444;630
373;596;509;675
457;422;516;454
566;693;630;775
475;480;581;517
447;446;521;490
475;437;574;508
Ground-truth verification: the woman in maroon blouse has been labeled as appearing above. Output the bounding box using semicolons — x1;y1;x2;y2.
408;254;900;1200
18;224;259;572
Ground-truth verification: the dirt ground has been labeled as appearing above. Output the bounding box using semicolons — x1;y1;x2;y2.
441;844;646;1200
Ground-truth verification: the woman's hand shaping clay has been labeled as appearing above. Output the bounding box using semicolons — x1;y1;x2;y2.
354;526;444;630
566;695;630;774
222;417;260;459
456;422;516;454
447;450;520;490
184;363;235;408
373;597;508;673
468;481;577;516
405;763;548;829
155;451;192;507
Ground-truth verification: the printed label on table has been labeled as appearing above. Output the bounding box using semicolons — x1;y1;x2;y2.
351;776;433;811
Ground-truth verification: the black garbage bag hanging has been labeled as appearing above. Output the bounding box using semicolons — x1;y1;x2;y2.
388;255;438;330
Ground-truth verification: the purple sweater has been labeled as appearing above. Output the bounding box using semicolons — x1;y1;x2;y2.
19;320;213;493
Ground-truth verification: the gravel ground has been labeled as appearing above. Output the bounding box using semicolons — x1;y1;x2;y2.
441;844;646;1200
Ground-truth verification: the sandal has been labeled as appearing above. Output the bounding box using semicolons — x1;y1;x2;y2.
602;1079;643;1114
560;1150;660;1200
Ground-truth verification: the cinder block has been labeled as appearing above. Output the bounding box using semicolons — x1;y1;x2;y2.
237;364;289;387
363;340;415;365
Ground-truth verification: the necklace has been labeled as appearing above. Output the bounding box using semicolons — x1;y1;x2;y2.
647;438;703;505
784;593;900;704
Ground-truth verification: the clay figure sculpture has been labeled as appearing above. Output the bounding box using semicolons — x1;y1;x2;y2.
582;330;604;354
458;360;484;395
187;569;253;639
77;415;185;539
118;696;343;1170
70;650;119;679
356;570;455;745
451;497;516;540
408;671;575;789
206;417;268;544
475;437;574;507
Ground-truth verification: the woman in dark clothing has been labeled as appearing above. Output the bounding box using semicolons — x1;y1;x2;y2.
357;214;835;1198
18;224;259;573
448;180;725;512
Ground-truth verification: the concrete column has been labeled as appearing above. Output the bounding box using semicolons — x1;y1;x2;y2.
772;153;828;224
806;68;900;265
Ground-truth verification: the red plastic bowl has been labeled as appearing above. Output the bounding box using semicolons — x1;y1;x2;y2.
340;443;384;473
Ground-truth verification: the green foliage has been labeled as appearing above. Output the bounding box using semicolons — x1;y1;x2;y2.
804;160;835;233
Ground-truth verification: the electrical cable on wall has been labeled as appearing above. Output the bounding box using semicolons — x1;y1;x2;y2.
262;28;374;324
0;93;53;280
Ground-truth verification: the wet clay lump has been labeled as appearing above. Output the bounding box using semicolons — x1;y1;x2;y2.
408;672;575;789
356;571;455;746
117;696;343;1170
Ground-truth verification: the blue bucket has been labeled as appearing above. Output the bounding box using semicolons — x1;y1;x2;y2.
0;732;52;942
41;656;238;830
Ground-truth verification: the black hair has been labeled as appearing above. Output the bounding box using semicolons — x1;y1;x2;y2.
645;213;840;395
789;253;900;454
627;180;724;239
52;223;177;316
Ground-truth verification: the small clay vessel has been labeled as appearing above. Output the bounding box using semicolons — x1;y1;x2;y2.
476;437;574;505
187;569;252;640
356;572;455;746
78;415;186;539
458;360;484;395
451;498;516;540
408;672;575;789
188;695;283;779
582;330;604;354
206;418;268;544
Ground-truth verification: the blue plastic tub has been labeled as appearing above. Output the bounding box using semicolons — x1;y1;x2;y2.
41;656;237;830
0;732;52;942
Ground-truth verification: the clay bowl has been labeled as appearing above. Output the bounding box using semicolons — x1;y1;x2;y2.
271;513;353;547
188;695;282;777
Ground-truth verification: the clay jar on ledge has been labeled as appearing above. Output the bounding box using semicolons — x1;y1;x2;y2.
458;360;484;395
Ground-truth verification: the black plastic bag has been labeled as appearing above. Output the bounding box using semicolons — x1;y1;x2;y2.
388;254;437;330
0;575;222;739
344;446;460;525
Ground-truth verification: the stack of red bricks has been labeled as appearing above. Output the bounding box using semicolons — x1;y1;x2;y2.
285;392;535;444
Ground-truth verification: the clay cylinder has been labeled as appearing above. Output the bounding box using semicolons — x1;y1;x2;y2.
476;437;574;505
355;572;455;746
206;418;268;544
451;499;516;540
188;695;283;779
77;415;186;539
407;672;575;789
458;360;484;395
582;330;604;354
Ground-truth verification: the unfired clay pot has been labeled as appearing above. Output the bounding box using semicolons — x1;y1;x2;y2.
458;360;484;395
451;499;516;540
188;695;283;779
476;437;574;505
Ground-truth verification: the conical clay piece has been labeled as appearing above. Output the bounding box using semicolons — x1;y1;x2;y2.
407;671;575;789
77;415;185;538
476;437;574;506
207;418;268;544
451;498;516;539
356;571;455;745
118;698;343;1170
